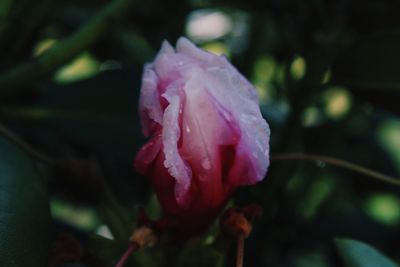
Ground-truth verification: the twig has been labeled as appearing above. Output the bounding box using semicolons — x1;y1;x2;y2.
236;233;245;267
115;242;139;267
114;225;159;267
1;124;399;189
0;123;57;165
271;153;400;186
0;0;136;96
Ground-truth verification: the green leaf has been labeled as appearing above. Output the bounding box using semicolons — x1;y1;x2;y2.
18;67;152;257
335;238;398;267
31;68;148;205
0;136;50;267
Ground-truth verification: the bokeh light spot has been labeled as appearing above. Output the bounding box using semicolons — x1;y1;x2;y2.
33;38;57;56
290;56;306;80
323;87;352;120
365;194;400;226
302;106;321;127
96;225;114;240
201;42;229;57
252;55;276;104
186;9;232;42
51;199;100;232
54;52;99;84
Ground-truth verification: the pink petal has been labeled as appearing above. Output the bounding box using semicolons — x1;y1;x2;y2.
139;64;163;136
161;92;192;206
134;131;162;174
176;37;221;65
203;64;270;184
179;68;240;208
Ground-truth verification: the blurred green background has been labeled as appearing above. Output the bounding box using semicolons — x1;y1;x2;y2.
2;0;400;266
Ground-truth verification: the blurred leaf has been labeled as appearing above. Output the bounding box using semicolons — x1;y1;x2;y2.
0;136;50;266
33;38;58;57
0;0;53;64
335;238;398;267
54;52;100;84
34;67;148;204
51;198;101;231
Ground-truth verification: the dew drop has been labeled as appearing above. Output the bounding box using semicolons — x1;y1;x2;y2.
186;126;191;133
316;161;326;168
201;158;211;170
198;174;207;181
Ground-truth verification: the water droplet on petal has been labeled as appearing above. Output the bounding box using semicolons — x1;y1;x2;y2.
186;126;191;133
201;159;211;170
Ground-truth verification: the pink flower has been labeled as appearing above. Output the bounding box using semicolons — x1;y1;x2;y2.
134;37;270;234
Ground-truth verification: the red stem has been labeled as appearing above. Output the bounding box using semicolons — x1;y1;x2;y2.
236;233;245;267
115;242;139;267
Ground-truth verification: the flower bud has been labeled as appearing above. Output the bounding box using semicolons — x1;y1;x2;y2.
134;37;270;235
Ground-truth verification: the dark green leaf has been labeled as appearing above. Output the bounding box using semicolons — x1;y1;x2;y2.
0;136;50;267
35;68;149;204
335;238;398;267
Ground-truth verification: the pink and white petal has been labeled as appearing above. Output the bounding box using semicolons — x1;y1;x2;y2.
179;68;240;211
162;94;192;206
204;67;270;184
156;40;175;57
134;132;162;174
216;56;259;101
176;37;225;66
139;64;163;136
154;54;189;84
180;68;238;171
152;41;181;81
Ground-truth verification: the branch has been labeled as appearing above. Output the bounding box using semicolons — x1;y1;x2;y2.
1;124;399;189
0;0;136;97
271;153;400;187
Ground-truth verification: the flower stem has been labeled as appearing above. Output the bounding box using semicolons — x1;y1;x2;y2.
236;233;245;267
115;242;139;267
271;153;400;186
